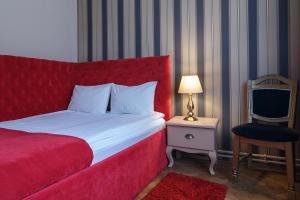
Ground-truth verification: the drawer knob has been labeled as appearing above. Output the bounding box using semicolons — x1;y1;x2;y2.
185;134;194;140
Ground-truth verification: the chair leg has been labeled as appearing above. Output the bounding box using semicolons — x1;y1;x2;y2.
247;144;253;168
232;134;240;184
285;142;295;200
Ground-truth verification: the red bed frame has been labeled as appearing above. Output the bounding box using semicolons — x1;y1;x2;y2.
0;55;171;200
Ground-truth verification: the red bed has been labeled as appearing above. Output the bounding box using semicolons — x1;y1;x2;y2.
0;55;171;200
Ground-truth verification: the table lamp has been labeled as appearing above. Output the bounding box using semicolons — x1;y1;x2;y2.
178;75;203;121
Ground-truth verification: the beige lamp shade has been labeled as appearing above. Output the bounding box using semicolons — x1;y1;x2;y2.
178;75;203;94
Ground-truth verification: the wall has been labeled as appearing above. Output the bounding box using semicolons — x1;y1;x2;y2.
0;0;78;62
79;0;300;150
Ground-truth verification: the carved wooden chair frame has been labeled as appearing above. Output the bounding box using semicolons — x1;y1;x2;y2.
232;75;298;200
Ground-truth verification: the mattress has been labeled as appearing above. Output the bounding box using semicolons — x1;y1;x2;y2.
0;110;165;164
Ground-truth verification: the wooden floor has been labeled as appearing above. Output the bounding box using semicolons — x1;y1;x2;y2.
136;155;300;200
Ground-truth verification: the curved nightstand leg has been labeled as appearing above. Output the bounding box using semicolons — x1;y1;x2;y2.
166;146;174;167
208;150;217;175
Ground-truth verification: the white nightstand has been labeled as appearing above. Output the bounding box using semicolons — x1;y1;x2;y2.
166;116;219;175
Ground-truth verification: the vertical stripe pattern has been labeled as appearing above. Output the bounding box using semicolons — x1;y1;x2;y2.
118;0;124;59
181;0;197;115
248;0;257;80
289;0;300;80
92;0;103;60
102;0;108;60
107;0;119;59
153;0;160;56
78;0;300;151
78;0;88;62
278;0;289;77
135;0;141;57
123;0;136;58
160;0;175;114
196;0;205;117
174;0;182;116
221;0;230;150
141;0;154;57
87;0;93;61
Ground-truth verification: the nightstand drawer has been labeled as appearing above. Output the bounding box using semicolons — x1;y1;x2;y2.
167;126;215;150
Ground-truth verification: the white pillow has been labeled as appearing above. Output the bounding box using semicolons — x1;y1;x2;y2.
111;81;157;114
68;83;112;114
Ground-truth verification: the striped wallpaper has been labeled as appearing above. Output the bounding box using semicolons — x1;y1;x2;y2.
78;0;300;151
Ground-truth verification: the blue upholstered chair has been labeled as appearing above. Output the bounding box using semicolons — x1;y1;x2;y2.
231;75;299;199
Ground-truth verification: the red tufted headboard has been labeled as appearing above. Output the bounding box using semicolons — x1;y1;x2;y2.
0;55;171;122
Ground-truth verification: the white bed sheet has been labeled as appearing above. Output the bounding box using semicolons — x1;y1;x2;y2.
0;110;165;164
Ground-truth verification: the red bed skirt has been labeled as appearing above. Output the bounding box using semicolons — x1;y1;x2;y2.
25;129;167;200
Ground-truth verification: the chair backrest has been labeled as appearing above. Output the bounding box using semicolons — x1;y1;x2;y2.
247;75;298;128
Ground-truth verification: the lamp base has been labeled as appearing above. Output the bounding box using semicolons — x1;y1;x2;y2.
183;116;198;121
183;93;198;121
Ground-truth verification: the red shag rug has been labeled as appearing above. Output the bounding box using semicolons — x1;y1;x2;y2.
143;173;227;200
